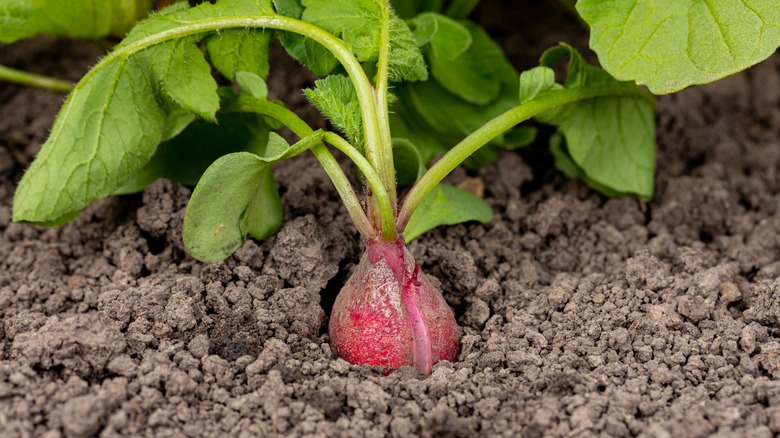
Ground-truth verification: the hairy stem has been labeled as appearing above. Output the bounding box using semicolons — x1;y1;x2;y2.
225;96;375;238
397;85;653;230
324;132;395;241
0;64;74;93
372;0;397;211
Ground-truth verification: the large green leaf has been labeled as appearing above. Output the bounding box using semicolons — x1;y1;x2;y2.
13;56;166;225
12;0;277;226
0;0;153;43
404;183;493;242
577;0;780;94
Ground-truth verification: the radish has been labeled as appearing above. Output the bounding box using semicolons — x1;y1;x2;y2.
329;238;459;374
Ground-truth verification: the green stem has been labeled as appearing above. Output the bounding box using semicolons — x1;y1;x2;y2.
226;96;375;238
372;0;397;211
397;85;652;231
0;64;74;93
323;132;395;241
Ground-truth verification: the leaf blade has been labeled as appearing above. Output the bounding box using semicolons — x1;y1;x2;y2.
183;152;278;262
577;0;780;93
404;184;493;242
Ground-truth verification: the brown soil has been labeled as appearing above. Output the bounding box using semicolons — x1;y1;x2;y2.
3;2;780;437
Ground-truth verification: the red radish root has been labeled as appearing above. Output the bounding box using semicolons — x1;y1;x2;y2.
329;238;459;375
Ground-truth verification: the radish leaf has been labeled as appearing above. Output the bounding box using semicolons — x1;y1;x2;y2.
115;112;270;194
304;75;364;150
183;152;282;262
578;0;780;94
301;0;427;81
404;183;492;242
535;44;656;198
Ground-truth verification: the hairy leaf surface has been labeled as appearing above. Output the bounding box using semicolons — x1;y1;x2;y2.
304;75;364;149
301;0;427;81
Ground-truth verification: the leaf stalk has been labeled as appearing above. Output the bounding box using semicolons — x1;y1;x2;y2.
397;84;653;231
0;64;74;93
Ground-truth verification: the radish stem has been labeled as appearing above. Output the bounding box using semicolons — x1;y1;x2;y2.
0;64;74;93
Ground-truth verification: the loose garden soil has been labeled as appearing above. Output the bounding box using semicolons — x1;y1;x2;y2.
2;1;780;437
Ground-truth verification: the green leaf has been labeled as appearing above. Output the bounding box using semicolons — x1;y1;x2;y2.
183;152;283;262
410;12;472;59
577;0;780;94
425;20;498;104
301;0;427;81
304;75;364;149
536;44;656;198
12;56;166;225
549;133;623;197
143;36;220;121
404;183;493;242
394;23;519;163
0;0;154;43
236;71;269;99
500;126;537;150
206;29;273;81
114;112;270;194
274;0;339;77
519;66;559;103
387;15;429;82
11;0;279;226
392;138;426;187
118;0;271;47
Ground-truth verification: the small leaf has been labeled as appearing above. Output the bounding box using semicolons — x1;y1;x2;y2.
549;133;623;197
183;152;283;262
236;71;269;99
536;44;656;198
518;66;558;103
245;168;284;241
577;0;780;94
404;183;493;242
304;75;363;149
392;138;425;187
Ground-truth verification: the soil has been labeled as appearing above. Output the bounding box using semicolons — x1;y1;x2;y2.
2;1;780;437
